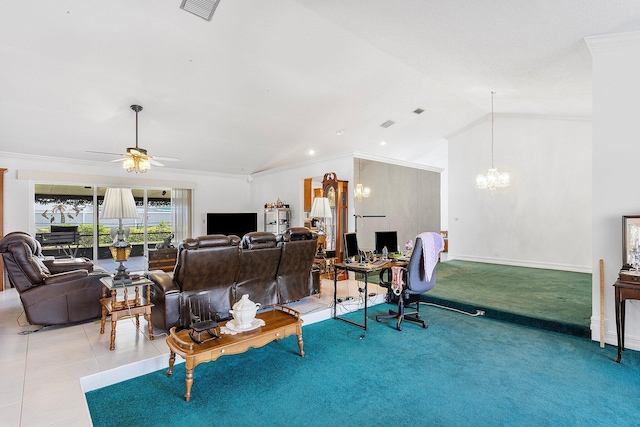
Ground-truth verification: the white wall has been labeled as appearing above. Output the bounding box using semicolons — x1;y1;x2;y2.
588;31;640;349
248;154;353;231
1;152;251;238
448;114;592;272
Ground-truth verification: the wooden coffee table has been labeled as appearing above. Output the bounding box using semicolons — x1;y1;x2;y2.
166;304;304;402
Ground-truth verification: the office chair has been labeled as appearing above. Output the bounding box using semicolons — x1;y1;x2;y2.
375;234;442;331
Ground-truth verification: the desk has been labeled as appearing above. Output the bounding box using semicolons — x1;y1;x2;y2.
614;275;640;362
99;276;154;350
333;260;396;331
166;305;303;402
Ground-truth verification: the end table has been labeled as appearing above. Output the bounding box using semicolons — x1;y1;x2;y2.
99;276;154;350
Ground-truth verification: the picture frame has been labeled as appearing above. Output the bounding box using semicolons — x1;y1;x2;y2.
622;215;640;270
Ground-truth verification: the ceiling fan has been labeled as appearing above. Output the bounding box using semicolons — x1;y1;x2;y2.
89;104;178;173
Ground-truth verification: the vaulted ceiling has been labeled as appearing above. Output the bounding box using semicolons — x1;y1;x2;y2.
2;1;640;175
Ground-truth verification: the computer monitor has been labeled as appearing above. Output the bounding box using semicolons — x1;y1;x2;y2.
343;232;360;261
375;231;398;254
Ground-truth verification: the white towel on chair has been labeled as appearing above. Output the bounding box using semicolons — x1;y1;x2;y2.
416;232;445;282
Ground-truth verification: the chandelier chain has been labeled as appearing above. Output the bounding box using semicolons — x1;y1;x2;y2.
491;91;495;169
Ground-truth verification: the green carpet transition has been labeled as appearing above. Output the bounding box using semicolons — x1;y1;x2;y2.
86;305;639;427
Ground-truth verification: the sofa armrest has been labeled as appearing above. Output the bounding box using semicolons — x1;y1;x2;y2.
149;271;180;294
44;269;88;285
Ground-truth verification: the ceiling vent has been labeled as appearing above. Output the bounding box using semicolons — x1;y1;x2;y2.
180;0;221;21
381;120;395;128
413;108;424;114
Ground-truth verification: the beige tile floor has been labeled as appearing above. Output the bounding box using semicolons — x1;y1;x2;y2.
0;277;387;427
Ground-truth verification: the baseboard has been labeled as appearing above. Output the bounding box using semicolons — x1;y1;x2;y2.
447;255;591;274
590;316;640;352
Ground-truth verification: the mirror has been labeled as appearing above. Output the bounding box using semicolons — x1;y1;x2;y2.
623;215;640;270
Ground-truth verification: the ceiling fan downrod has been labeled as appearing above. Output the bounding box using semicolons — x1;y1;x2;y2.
130;104;143;151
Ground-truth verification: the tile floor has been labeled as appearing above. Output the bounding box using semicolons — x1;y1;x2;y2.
0;273;386;427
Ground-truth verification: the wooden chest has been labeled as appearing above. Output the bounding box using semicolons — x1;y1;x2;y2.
148;248;178;272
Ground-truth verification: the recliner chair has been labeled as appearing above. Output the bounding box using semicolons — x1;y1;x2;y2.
0;232;109;326
375;235;441;331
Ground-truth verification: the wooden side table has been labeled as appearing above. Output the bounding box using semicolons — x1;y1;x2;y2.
614;272;640;362
100;276;154;350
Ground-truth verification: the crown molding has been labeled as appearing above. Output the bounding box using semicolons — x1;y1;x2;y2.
352;151;444;173
585;30;640;53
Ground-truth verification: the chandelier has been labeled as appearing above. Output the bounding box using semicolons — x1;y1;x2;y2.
476;91;510;192
354;158;371;201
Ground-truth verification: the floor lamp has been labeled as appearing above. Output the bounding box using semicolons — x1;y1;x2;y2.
101;188;139;284
311;196;332;257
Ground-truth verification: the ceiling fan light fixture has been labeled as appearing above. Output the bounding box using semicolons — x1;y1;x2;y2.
122;157;135;172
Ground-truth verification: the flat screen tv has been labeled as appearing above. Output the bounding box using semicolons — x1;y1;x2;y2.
206;213;257;238
375;231;398;254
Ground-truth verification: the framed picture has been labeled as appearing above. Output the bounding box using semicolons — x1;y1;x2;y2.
622;215;640;269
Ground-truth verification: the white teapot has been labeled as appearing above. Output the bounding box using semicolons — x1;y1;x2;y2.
229;294;260;329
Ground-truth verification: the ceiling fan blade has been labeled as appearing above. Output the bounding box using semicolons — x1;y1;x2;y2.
148;159;165;167
149;155;179;161
86;150;123;156
110;158;126;163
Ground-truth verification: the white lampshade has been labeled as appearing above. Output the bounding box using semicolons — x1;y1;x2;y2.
101;188;139;219
310;197;332;219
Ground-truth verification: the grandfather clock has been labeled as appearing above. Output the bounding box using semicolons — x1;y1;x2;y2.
322;172;348;260
0;168;6;291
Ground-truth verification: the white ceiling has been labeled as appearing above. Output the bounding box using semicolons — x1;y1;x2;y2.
2;1;640;175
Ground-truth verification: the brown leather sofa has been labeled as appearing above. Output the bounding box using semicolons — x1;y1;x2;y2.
148;227;318;331
0;232;109;326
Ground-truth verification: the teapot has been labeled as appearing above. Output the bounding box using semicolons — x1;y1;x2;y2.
229;294;260;328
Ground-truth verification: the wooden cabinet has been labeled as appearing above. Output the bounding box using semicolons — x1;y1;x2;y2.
148;248;178;272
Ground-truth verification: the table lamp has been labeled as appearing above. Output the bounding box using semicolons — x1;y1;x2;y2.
101;188;139;284
311;196;332;256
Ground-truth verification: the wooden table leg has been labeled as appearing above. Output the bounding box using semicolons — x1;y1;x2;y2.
615;286;623;363
100;304;107;334
297;329;305;358
184;358;194;402
167;352;176;377
146;308;154;340
110;314;117;351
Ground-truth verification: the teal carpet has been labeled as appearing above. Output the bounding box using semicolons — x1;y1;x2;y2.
86;305;640;426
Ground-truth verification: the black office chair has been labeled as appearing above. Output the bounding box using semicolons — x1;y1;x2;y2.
376;236;438;331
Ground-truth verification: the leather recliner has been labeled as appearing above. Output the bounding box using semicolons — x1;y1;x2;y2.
0;232;109;326
149;234;241;331
235;232;281;309
276;227;319;303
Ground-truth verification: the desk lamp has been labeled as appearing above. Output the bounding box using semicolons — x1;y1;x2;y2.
311;196;332;256
101;188;139;284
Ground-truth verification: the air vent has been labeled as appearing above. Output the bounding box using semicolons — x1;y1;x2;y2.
180;0;221;21
413;108;424;114
381;120;395;128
